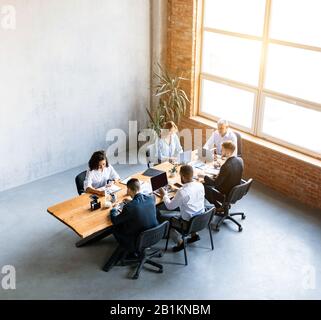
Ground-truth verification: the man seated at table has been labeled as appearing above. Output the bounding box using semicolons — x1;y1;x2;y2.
103;178;158;271
203;141;244;209
158;165;205;252
203;119;238;157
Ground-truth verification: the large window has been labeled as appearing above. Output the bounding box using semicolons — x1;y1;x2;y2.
199;0;321;157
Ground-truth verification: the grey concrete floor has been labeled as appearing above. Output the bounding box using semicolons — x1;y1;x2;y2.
0;162;320;300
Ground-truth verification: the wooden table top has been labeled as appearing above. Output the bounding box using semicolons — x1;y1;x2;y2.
47;162;190;239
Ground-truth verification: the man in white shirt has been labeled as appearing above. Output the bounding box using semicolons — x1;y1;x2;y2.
158;165;205;252
203;119;238;156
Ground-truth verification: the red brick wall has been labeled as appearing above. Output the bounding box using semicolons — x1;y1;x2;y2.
167;0;197;117
167;1;321;209
179;117;321;209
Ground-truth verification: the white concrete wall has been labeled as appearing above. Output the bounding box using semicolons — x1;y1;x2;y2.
150;0;167;109
0;0;150;191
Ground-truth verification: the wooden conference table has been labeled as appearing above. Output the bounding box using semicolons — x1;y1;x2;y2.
47;161;221;247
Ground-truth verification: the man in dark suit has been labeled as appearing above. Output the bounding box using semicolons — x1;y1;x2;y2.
204;141;244;209
103;178;158;271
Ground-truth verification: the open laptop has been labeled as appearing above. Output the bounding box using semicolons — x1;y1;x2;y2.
201;147;215;162
186;149;207;168
150;172;172;196
178;150;192;164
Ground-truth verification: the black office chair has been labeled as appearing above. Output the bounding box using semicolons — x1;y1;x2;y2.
234;131;242;157
165;208;215;266
146;143;160;168
146;148;152;168
130;220;169;279
103;221;169;280
205;178;253;232
75;171;87;195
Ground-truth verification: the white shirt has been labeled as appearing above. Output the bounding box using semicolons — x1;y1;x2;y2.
158;134;183;162
203;129;238;156
84;166;120;190
163;181;205;221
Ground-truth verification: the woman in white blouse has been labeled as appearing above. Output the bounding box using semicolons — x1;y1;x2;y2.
84;150;120;196
158;121;183;163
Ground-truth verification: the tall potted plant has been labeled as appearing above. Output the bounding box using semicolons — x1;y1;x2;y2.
147;63;190;136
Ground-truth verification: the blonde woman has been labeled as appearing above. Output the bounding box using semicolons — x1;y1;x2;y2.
158;121;183;163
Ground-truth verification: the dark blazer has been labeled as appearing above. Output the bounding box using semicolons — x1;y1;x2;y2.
204;156;244;196
111;193;158;253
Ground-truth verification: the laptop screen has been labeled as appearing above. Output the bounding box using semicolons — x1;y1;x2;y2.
151;172;168;191
179;150;192;164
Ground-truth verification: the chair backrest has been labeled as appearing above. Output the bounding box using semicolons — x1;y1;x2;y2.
226;178;253;205
186;208;215;235
146;143;160;168
75;171;87;195
136;221;169;252
233;131;242;157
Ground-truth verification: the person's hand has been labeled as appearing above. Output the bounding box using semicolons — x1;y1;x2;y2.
98;190;105;197
158;187;166;198
110;208;118;217
197;172;205;180
169;157;177;164
106;180;114;188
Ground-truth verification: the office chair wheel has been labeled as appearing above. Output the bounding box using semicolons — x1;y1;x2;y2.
158;268;163;273
214;227;220;232
242;215;246;220
156;252;163;258
132;274;139;280
239;226;243;232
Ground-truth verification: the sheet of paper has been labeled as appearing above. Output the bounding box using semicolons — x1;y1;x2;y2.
120;176;132;185
204;167;220;176
140;182;152;194
120;177;144;186
102;184;122;194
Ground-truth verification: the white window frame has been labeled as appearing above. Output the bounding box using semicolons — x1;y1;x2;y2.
196;0;321;159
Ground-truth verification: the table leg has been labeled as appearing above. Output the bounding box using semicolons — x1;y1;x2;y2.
75;227;113;248
102;245;126;272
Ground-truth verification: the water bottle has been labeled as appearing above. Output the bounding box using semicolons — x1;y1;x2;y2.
213;148;218;161
110;193;117;204
104;188;109;199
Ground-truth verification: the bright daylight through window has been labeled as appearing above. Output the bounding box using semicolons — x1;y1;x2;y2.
199;0;321;157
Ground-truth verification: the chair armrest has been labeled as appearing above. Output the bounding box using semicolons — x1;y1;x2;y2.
205;185;225;197
204;185;226;204
169;216;184;226
205;185;220;193
169;217;187;233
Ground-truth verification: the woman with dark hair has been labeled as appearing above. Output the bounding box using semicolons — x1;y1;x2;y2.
84;150;120;196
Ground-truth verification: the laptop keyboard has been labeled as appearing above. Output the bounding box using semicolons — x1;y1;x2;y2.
154;185;173;196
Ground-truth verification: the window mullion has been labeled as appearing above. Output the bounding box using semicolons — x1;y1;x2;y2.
254;0;272;137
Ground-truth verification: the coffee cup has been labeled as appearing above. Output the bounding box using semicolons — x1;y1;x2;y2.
105;200;112;209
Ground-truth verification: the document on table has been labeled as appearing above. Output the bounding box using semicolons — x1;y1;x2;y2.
98;184;122;194
204;166;220;176
120;176;132;185
140;182;152;194
190;161;206;169
120;177;144;186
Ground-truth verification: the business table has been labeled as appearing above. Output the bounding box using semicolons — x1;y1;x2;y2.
47;162;196;248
